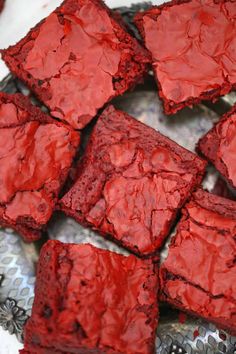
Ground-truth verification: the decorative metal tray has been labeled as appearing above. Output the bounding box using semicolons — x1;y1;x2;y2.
0;3;236;353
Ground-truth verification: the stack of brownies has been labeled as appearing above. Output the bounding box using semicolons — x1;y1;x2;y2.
0;0;235;353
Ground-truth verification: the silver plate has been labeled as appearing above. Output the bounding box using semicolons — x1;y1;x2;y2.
0;70;236;353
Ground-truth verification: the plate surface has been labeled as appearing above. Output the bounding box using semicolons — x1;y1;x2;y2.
0;1;236;354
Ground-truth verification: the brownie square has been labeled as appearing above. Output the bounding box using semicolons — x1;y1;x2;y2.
135;0;236;115
21;240;159;354
59;105;206;257
2;0;150;130
198;104;236;190
0;93;80;241
160;189;236;335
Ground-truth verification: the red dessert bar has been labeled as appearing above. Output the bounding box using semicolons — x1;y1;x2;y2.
0;93;79;241
135;0;236;115
2;0;150;130
160;189;236;335
59;105;206;257
21;240;158;354
198;105;236;190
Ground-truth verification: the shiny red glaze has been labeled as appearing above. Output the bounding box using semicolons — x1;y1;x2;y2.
160;189;236;335
59;105;206;257
21;240;159;354
198;104;236;190
2;0;150;129
135;0;236;115
0;93;80;241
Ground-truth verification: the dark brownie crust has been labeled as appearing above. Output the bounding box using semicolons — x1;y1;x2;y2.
135;0;236;115
21;240;159;354
212;176;236;201
59;105;206;257
0;93;80;241
198;104;236;190
160;189;236;335
2;0;150;129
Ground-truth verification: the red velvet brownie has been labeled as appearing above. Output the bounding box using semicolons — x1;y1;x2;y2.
59;105;206;257
160;189;236;335
135;0;236;115
198;104;236;190
0;93;80;241
2;0;150;130
21;240;159;354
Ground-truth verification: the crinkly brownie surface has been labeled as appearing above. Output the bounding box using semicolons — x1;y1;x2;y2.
198;104;236;190
0;93;80;241
160;189;236;334
21;240;158;354
59;105;206;257
2;0;150;129
135;0;236;115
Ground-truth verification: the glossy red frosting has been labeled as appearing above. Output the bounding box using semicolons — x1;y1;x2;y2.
2;0;150;129
60;105;206;257
199;105;236;190
160;189;236;334
135;0;236;114
22;240;158;354
0;93;80;241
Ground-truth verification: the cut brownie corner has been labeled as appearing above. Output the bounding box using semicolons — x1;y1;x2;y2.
134;0;236;115
2;0;150;129
22;240;159;354
0;93;80;241
59;104;206;257
0;92;51;126
198;104;236;190
160;188;236;335
191;187;236;218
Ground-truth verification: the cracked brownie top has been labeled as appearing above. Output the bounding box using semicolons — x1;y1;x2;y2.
198;104;236;190
160;189;236;335
135;0;236;115
59;105;206;257
21;240;158;354
0;92;80;241
2;0;150;129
